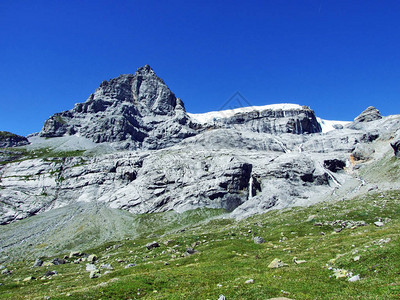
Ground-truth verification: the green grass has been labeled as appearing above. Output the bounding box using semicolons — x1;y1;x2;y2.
1;190;399;299
0;147;86;165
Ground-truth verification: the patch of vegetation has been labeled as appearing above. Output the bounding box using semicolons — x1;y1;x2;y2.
53;115;67;124
0;191;399;299
359;150;400;183
0;147;86;166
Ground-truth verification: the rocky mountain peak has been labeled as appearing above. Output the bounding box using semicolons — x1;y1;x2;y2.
39;65;194;148
354;106;382;123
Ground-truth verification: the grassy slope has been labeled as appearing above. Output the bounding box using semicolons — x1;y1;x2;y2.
0;190;399;299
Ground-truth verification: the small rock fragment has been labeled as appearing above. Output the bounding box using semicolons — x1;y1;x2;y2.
125;263;136;268
32;259;43;267
89;270;100;279
245;279;254;284
100;264;114;270
86;264;97;272
374;221;384;227
268;258;288;269
23;276;35;281
348;274;361;282
146;241;160;250
253;236;265;244
87;255;97;263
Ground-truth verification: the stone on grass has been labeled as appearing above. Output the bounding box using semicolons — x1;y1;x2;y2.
333;269;349;279
218;295;226;300
86;264;97;272
100;264;114;270
245;279;254;284
348;274;361;282
253;236;265;244
268;258;288;269
52;258;66;265
89;270;100;279
185;248;196;255
44;270;57;277
32;259;43;267
374;221;384;227
125;263;136;268
146;241;160;250
23;276;35;281
1;268;11;275
69;251;81;258
353;256;360;262
293;257;307;264
87;254;97;262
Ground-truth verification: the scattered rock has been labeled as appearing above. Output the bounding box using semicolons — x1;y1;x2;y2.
253;236;265;244
268;258;288;269
353;256;361;262
293;257;307;264
89;270;100;279
86;264;97;272
69;251;82;258
332;268;350;279
100;264;114;270
185;248;196;255
1;268;11;275
374;238;391;245
146;241;160;250
44;271;57;277
245;279;254;284
52;258;66;265
87;255;97;263
23;276;35;281
125;263;136;268
348;274;361;282
218;295;226;300
374;221;384;227
32;259;43;267
306;215;317;222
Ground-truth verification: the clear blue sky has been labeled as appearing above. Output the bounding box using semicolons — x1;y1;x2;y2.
1;0;399;136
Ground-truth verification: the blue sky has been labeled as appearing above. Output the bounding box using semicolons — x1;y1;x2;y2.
1;0;399;136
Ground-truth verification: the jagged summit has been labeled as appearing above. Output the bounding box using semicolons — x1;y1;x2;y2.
354;106;382;123
39;65;194;149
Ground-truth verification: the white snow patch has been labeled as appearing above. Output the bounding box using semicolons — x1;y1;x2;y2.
317;118;351;133
188;103;303;124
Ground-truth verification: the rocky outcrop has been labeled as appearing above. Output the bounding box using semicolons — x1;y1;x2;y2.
391;133;400;158
0;131;29;148
354;106;382;123
217;107;321;134
40;65;197;150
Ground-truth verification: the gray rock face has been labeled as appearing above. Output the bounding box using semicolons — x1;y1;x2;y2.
40;65;197;150
391;133;400;158
214;106;321;135
0;131;29;148
354;106;382;123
